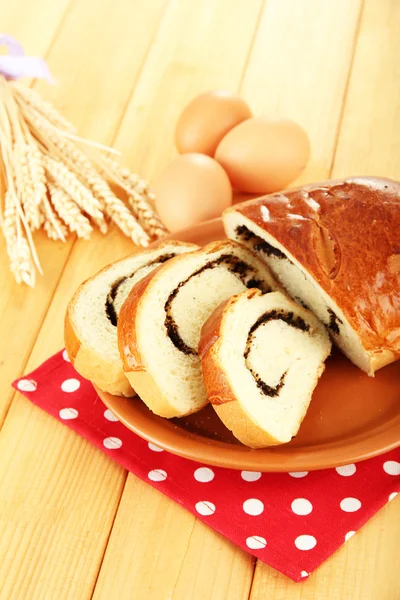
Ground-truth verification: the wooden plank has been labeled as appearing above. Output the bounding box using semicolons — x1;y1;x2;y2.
0;1;262;598
0;0;70;54
251;0;400;597
0;403;126;600
0;0;71;423
113;0;264;181
333;0;400;179
0;0;167;425
250;500;400;600
92;479;253;600
240;0;363;184
0;0;170;597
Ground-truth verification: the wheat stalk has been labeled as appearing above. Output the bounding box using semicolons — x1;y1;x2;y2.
48;182;92;239
3;190;36;286
28;143;47;208
21;104;150;242
128;189;168;239
0;77;167;286
41;194;67;241
98;155;167;239
0;82;41;283
12;81;76;133
44;155;107;232
13;141;42;230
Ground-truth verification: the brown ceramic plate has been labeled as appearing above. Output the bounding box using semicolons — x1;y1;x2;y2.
98;219;400;471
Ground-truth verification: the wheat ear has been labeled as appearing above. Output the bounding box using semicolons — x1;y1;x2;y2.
12;81;76;133
48;182;92;239
98;156;166;239
13;141;42;230
41;195;67;241
44;155;107;231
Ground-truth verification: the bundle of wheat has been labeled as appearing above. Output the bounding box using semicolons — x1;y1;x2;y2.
0;76;168;287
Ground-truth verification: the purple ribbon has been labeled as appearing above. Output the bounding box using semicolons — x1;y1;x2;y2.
0;34;53;82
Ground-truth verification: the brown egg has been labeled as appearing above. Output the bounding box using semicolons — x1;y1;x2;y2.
175;90;252;156
215;117;310;193
154;153;232;232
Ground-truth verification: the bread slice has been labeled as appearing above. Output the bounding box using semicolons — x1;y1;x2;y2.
118;240;280;417
223;177;400;375
64;241;198;396
199;289;331;448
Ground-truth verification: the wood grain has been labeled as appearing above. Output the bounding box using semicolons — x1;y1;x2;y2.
250;500;400;600
92;479;254;600
0;0;71;422
114;0;264;181
240;0;364;184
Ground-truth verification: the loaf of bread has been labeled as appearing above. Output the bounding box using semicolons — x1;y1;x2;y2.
64;241;197;396
199;289;331;447
223;177;400;376
118;240;280;417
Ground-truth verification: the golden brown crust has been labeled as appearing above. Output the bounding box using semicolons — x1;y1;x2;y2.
64;308;81;363
117;266;162;373
226;177;400;360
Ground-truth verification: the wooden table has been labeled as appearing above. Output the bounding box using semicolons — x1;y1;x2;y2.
1;0;400;598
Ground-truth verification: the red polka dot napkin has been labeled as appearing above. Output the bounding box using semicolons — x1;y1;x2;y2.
13;351;400;582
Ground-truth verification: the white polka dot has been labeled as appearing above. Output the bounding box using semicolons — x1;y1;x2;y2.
104;409;119;422
340;497;362;512
246;535;267;550
148;442;164;452
194;467;215;483
345;531;355;542
383;461;400;476
243;498;264;516
62;349;71;362
148;469;167;482
241;471;262;482
195;501;215;516
103;437;122;450
336;464;356;476
301;570;309;578
291;498;313;516
59;408;78;420
389;492;398;502
61;378;81;393
17;379;37;392
295;535;317;551
289;471;308;478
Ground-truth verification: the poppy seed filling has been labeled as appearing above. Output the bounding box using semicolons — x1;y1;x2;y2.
235;225;287;260
327;308;342;334
105;253;176;326
235;226;343;335
244;309;310;397
164;254;271;356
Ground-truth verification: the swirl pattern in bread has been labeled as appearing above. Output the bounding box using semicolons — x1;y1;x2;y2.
199;289;331;447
